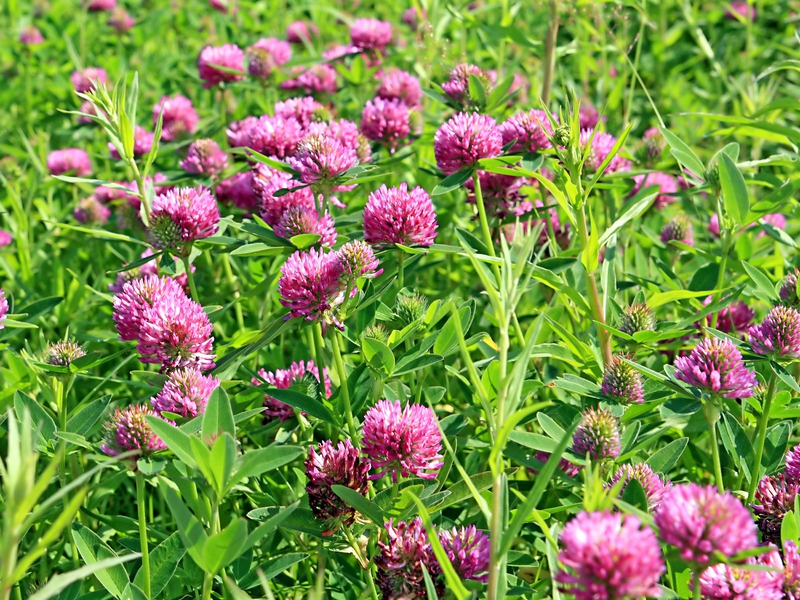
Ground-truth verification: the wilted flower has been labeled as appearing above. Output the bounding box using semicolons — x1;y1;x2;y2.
654;483;758;564
660;214;694;246
197;44;245;88
108;7;134;33
439;526;490;582
278;248;346;328
137;293;216;372
377;69;422;108
434;112;503;175
47;148;92;176
360;98;410;150
109;126;154;159
376;518;441;600
151;367;220;418
631;171;679;210
752;474;800;547
246;37;291;79
0;289;8;329
395;289;428;327
750;305;800;360
363;183;437;247
179;139;228;178
20;26;44;45
696;548;783;600
699;296;754;335
253;360;331;423
609;463;672;509
148;187;220;255
619;303;657;336
253;164;316;226
573;408;621;460
441;63;493;107
154;94;199;142
274;96;324;129
286;21;319;44
101;404;170;458
44;340;86;367
350;18;392;51
288;135;358;186
71;67;108;93
500;109;555;153
601;354;645;404
280;64;338;95
74;195;111;225
555;510;665;600
362;400;444;482
305;439;371;533
674;337;756;398
337;240;383;281
579;129;631;173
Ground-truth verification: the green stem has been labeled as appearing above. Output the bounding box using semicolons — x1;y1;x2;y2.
692;569;702;600
472;171;497;259
201;501;220;600
313;323;327;393
331;331;358;442
710;227;731;330
221;254;245;332
704;402;724;493
397;250;405;290
136;471;151;600
182;255;199;303
747;370;778;502
541;0;559;105
129;161;151;223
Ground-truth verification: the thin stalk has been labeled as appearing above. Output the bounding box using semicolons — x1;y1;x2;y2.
747;370;778;502
313;324;327;396
129;161;151;223
221;254;245;332
703;402;724;493
182;255;199;303
397;250;405;290
575;206;612;367
692;569;702;600
136;471;152;600
472;172;497;259
710;228;731;330
201;500;220;600
541;0;559;105
331;332;358;441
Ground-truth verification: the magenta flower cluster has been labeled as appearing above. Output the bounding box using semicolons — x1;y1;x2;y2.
253;359;331;422
362;183;438;247
674;337;757;398
147;187;220;256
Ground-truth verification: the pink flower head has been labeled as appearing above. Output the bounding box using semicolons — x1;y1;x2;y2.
674;337;756;398
572;407;620;461
113;274;186;341
286;21;319;44
101;404;171;458
274;96;324;130
109;125;154;159
108;8;134;33
275;206;337;247
71;67;108;93
280;64;338;95
87;0;116;10
306;119;371;163
179;139;228;178
253;164;315;226
305;439;371;533
642;127;666;160
579;129;631;173
602;354;645;404
246;37;291;79
288;135;358;186
254;359;331;422
466;172;531;220
148;187;220;255
154;95;199;142
631;171;679;210
363;183;437;247
248;116;304;158
579;104;601;129
20;26;44;45
337;240;383;280
77;100;107;125
438;526;490;582
654;483;758;565
402;7;426;30
609;463;672;510
441;63;493;106
137;293;215;371
360;97;410;150
434;112;503;175
556;510;665;600
699;296;755;335
322;44;361;62
750;305;800;360
151;367;219;418
48;148;92;176
0;231;12;247
216;171;258;211
198;44;245;88
0;289;8;330
726;1;756;21
376;518;441;599
362;399;444;482
752;474;800;547
209;0;236;13
758;213;788;238
350;18;392;51
74;195;111;225
785;540;800;599
500;109;555;153
377;69;422;108
660;214;694;246
533;451;583;477
787;444;800;483
696;548;783;600
278;248;346;327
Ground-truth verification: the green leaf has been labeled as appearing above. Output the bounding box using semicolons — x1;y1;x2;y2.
658;126;705;176
238;553;309;590
647;289;716;308
467;74;486;107
289;234;322;249
620;478;649;511
28;554;140;600
722;412;754;482
210;434;237;496
202;386;236;441
393;354;444;376
362;337;395;376
145;417;198;469
782;510;799;545
646;438;688;473
598;185;658;247
204;519;248;574
331;485;384;524
261;388;339;426
72;525;131;598
433;305;472;356
14;391;56;450
537;413;565;441
161;484;208;570
718;153;750;224
229;242;286;257
121;583;148;600
231;446;304;489
66;395;111;435
242;502;300;553
741;261;777;301
432;168;473;196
